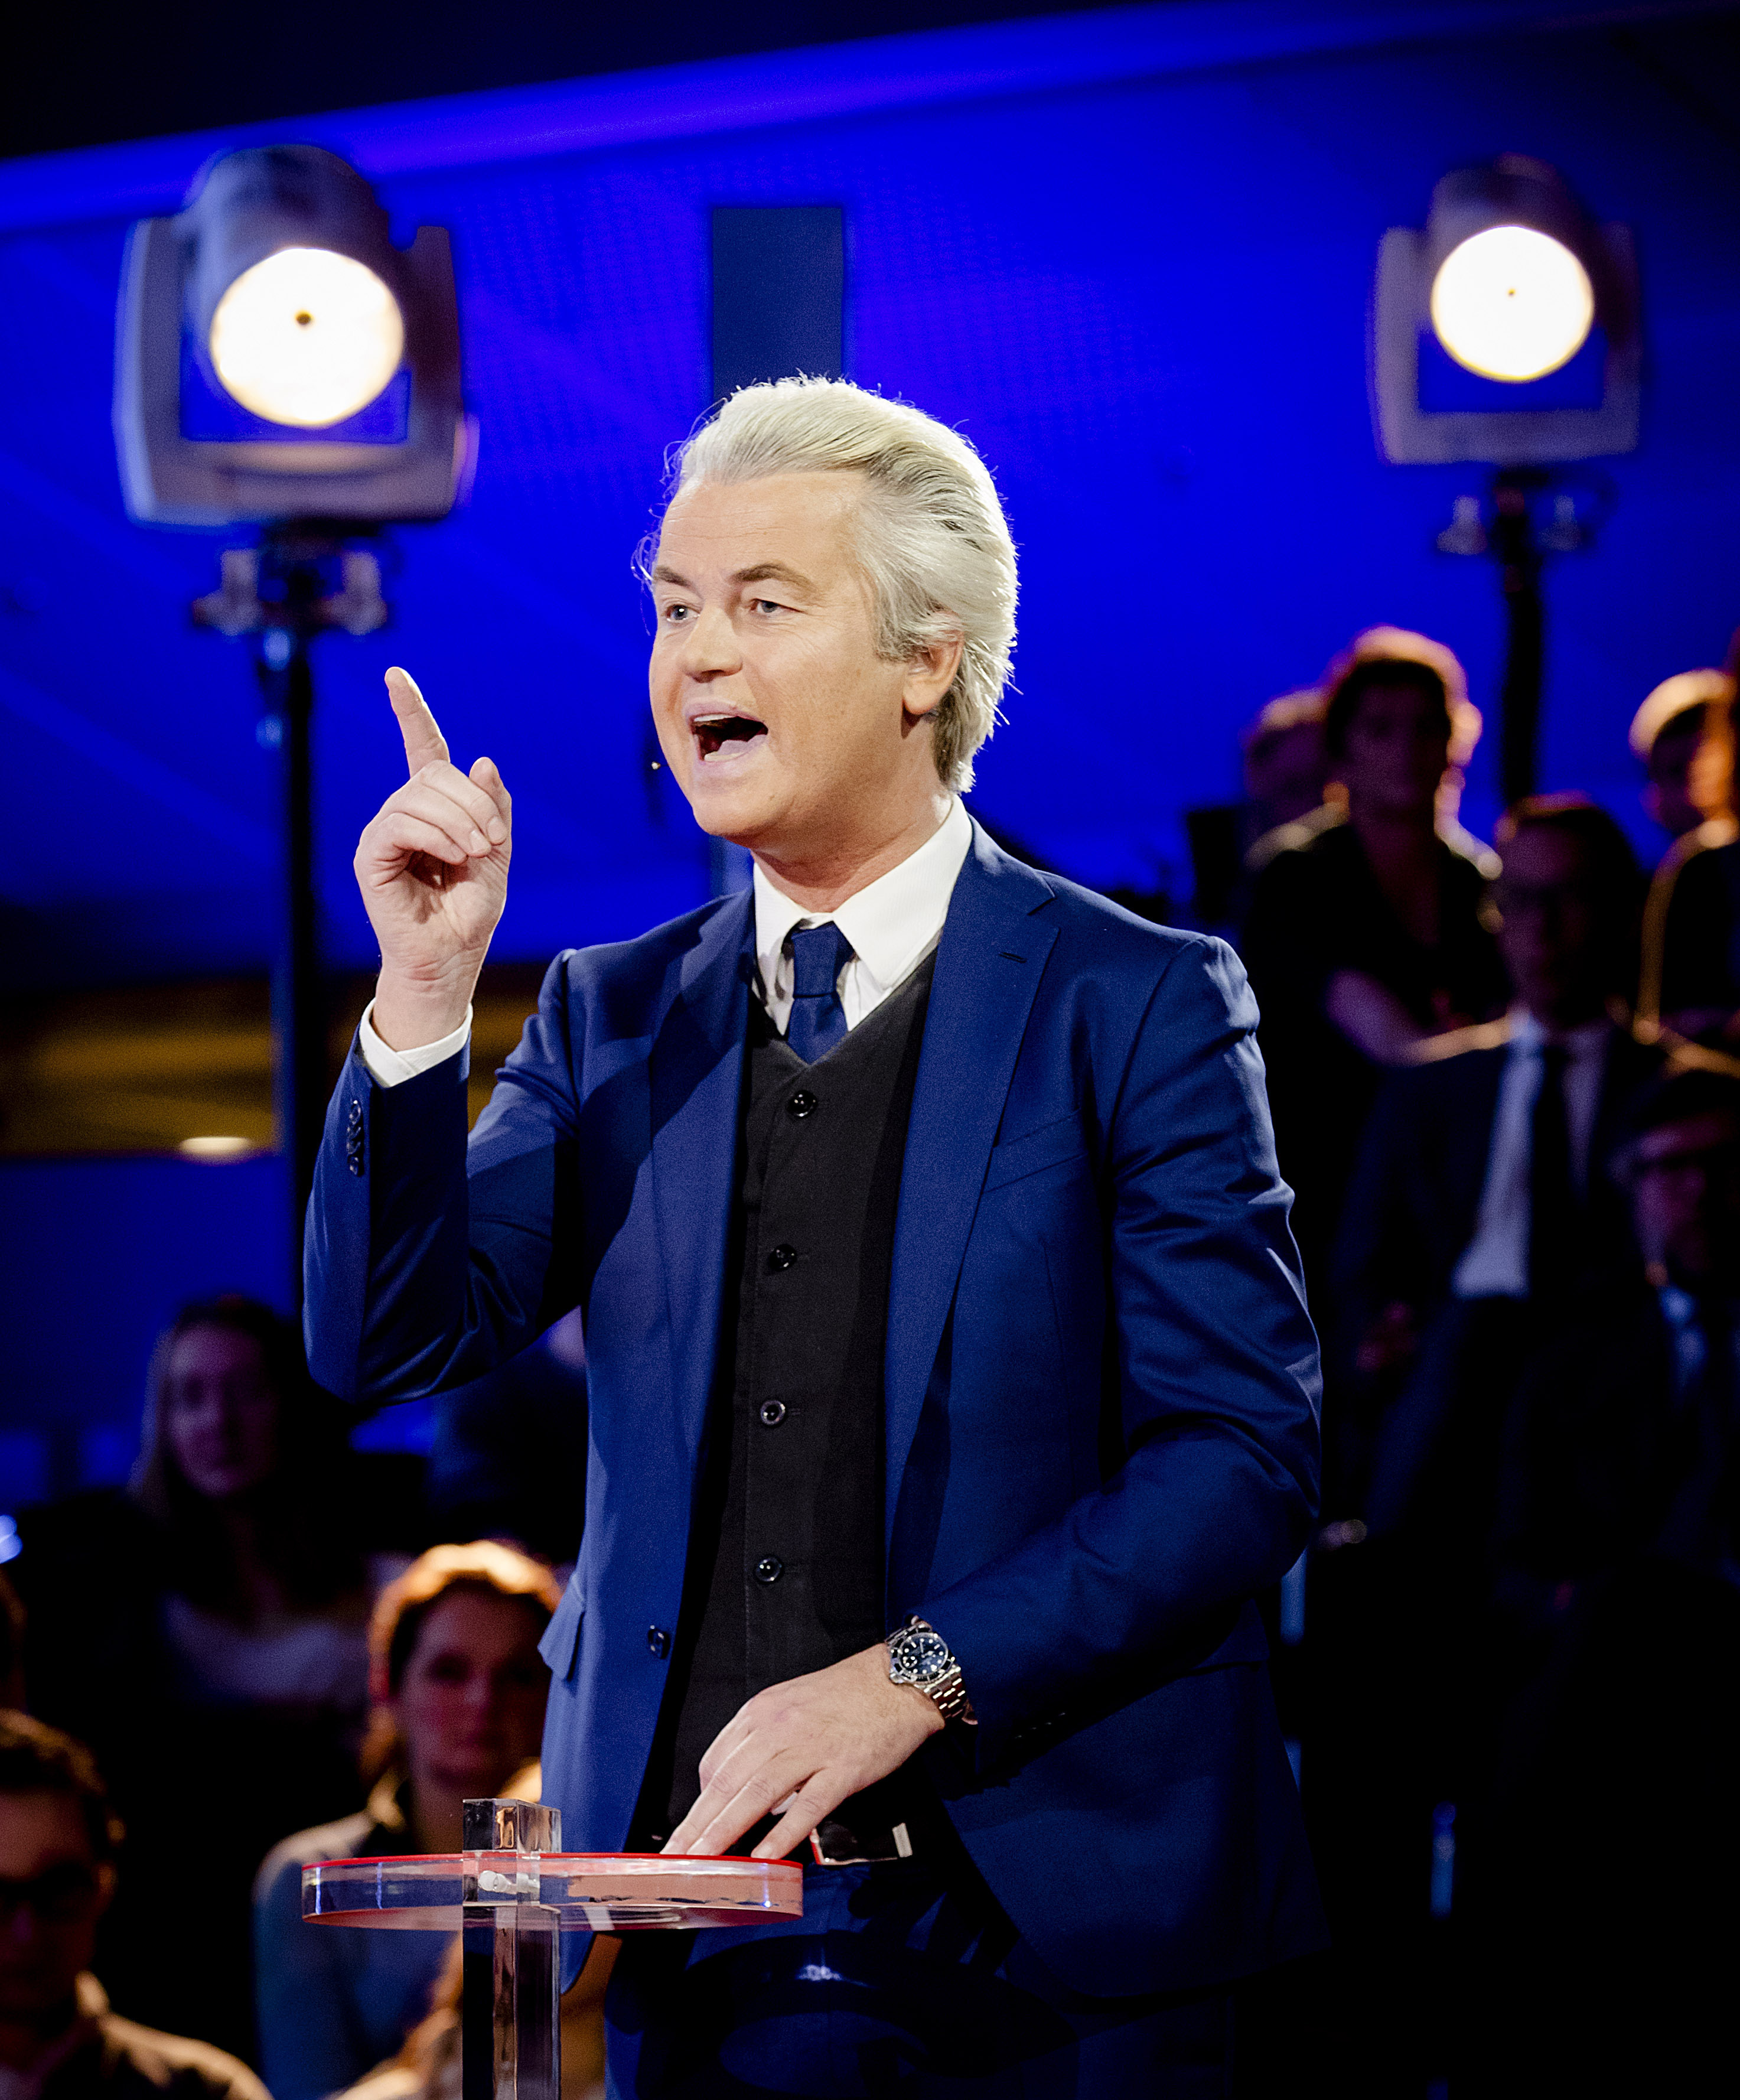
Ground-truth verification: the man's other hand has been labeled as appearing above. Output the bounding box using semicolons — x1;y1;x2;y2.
662;1643;943;1862
357;668;512;1049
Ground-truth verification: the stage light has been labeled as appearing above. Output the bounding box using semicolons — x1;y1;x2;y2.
116;144;466;525
1371;155;1637;465
1428;224;1595;383
178;1135;259;1160
115;145;470;1293
209;247;406;427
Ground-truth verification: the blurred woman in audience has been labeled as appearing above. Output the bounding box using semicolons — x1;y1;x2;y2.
254;1544;561;2100
1241;627;1508;1274
1628;666;1733;852
12;1296;425;2062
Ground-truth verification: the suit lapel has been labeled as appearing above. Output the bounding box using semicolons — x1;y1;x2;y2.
884;827;1058;1535
649;890;755;1469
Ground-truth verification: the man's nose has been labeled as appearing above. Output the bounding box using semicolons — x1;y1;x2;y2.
680;605;741;678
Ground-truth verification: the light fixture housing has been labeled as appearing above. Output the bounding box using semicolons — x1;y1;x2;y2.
1371;155;1639;465
116;145;468;525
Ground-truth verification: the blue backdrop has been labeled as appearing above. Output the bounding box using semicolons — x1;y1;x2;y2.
3;0;1738;1493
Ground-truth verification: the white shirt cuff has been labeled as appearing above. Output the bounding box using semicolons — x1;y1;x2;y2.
357;999;473;1088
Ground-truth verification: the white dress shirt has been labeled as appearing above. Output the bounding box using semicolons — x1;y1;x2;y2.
358;798;975;1086
1451;1009;1612;1301
751;796;972;1033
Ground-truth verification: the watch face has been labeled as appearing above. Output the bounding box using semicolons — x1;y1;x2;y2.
895;1627;951;1684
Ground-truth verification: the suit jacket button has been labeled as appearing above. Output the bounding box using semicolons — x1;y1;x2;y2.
647;1626;670;1659
786;1090;819;1121
767;1244;798;1272
758;1400;787;1427
754;1556;784;1585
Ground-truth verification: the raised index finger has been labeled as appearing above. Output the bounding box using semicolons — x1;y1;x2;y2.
385;666;450;777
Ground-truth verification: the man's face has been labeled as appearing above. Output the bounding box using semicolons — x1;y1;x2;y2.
1631;1111;1740;1287
1494;826;1606;1026
647;473;954;864
0;1794;109;2030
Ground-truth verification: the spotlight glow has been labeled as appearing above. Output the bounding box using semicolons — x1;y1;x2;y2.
209;247;405;427
1429;224;1595;382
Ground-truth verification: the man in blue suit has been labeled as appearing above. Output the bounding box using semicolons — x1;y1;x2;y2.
306;379;1324;2093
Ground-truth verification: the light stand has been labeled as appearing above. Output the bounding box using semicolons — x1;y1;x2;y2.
1436;467;1610;806
194;532;387;1302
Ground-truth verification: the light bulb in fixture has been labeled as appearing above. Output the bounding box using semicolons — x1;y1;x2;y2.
209;246;405;427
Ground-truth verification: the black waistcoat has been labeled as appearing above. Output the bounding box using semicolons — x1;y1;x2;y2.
644;954;936;1833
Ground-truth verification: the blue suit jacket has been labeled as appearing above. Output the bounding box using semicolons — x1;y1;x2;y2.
305;827;1326;1995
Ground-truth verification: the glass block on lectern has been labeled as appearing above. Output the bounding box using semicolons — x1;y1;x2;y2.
461;1798;559;2100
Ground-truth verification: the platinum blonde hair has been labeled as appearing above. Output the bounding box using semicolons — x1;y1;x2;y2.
660;377;1018;792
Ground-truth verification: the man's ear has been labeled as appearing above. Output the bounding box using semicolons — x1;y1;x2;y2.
901;634;964;722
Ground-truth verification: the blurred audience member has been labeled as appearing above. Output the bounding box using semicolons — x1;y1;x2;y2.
1640;674;1740;1038
13;1298;424;2062
253;1545;560;2100
1628;666;1732;846
1243;689;1329;845
1241;627;1507;1268
1335;797;1653;1534
1481;1069;1740;2086
0;1711;266;2100
428;1314;588;1564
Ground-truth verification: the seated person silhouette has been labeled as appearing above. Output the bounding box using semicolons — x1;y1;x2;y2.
0;1712;266;2100
1481;1067;1740;2089
254;1545;559;2100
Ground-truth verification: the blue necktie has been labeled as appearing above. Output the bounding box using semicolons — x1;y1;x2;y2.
786;922;854;1063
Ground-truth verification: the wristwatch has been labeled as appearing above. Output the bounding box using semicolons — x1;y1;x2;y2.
887;1617;976;1725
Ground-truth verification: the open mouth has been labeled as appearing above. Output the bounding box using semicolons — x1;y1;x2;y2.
692;712;767;761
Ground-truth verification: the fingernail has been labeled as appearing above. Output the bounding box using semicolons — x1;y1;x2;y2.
470;830;490;854
488;819;507;843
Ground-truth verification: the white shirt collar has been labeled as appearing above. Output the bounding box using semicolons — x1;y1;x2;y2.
752;799;973;1014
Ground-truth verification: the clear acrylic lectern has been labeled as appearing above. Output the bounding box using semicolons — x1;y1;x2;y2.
301;1797;804;2100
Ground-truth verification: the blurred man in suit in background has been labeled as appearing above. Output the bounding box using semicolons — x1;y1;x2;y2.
1334;795;1653;1539
1306;796;1651;2088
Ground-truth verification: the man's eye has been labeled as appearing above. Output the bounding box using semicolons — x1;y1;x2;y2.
662;603;693;623
749;598;787;616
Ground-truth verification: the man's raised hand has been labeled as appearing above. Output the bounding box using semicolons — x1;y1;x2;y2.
356;668;512;1051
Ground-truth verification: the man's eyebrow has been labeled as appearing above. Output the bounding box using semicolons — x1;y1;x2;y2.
650;564;694;588
732;561;819;592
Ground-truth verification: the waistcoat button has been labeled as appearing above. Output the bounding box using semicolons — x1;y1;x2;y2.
754;1555;784;1585
786;1090;819;1120
758;1400;787;1427
647;1626;670;1659
767;1243;798;1272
